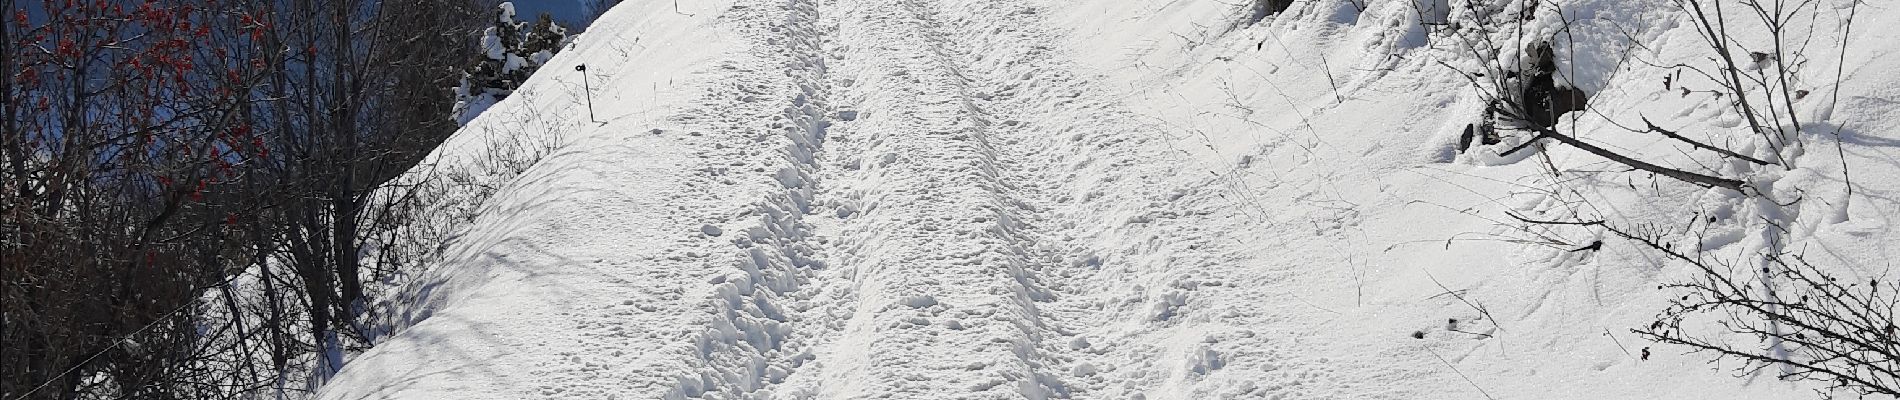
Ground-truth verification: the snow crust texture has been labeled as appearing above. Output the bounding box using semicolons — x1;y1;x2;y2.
323;0;1900;399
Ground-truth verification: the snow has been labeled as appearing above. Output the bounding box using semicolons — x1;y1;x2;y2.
496;2;517;24
323;0;1900;399
502;53;529;74
480;27;504;61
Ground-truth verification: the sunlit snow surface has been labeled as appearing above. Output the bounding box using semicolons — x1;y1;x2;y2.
323;0;1900;398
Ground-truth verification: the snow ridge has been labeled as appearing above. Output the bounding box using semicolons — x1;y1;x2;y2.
652;0;838;397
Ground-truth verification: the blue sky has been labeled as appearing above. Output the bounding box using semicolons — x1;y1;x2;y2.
508;0;597;30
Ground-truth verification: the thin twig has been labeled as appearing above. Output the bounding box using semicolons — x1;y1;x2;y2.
1428;348;1501;400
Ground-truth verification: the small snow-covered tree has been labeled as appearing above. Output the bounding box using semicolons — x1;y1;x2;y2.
522;13;569;63
453;2;570;125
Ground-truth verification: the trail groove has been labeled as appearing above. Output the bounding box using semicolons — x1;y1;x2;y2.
756;0;1287;398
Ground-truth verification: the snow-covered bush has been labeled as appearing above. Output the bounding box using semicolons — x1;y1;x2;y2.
453;2;571;125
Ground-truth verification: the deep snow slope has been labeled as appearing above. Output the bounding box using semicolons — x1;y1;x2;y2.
323;0;1900;399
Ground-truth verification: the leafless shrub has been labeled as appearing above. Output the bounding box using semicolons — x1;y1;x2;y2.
1444;0;1884;395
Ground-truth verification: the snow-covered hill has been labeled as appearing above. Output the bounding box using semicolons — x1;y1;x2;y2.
321;0;1900;398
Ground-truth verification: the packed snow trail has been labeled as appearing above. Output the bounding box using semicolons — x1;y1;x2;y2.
768;0;1344;396
782;0;1079;397
321;0;1463;398
321;0;1900;399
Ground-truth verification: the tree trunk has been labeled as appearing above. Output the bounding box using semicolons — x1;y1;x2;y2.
330;0;366;317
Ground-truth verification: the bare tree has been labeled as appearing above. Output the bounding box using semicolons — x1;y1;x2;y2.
3;0;486;397
2;1;274;397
